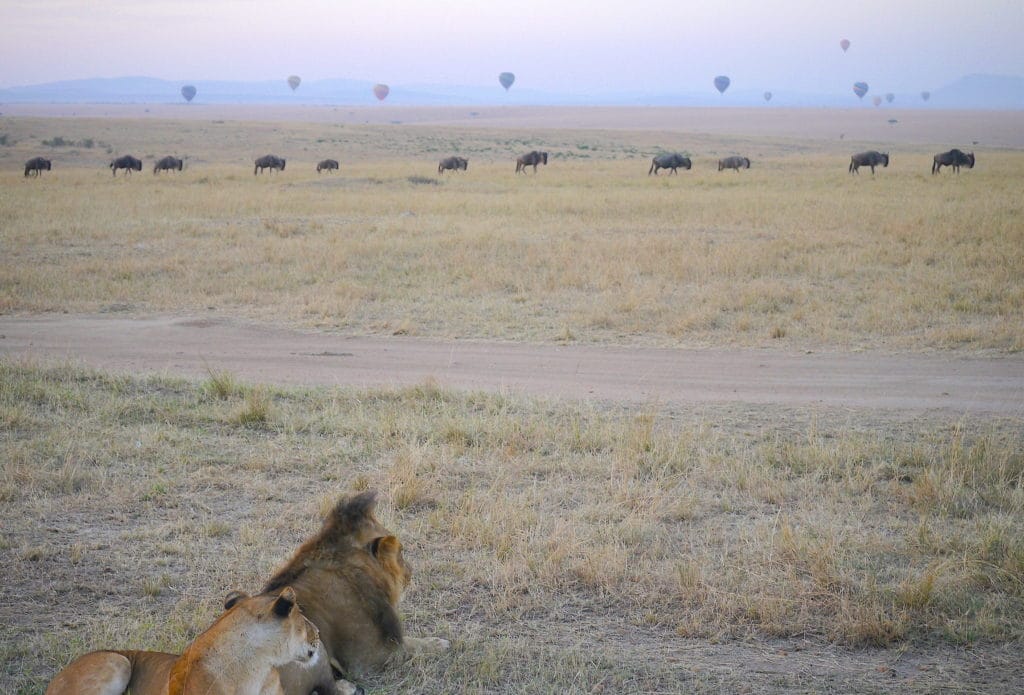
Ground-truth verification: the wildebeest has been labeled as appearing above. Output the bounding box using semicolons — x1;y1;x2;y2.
254;154;286;175
515;150;548;174
718;156;751;172
153;156;183;174
932;149;975;174
110;155;143;176
24;157;52;177
316;158;339;173
848;150;889;174
438;156;468;174
648;153;691;175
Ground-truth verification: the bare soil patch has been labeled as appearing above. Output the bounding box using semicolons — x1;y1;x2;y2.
2;314;1023;416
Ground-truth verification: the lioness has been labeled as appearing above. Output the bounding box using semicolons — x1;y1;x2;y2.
45;588;321;695
265;490;449;680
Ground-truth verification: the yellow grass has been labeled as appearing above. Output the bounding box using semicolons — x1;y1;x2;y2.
1;362;1022;693
2;111;1022;351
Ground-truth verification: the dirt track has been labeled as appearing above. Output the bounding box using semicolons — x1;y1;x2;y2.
2;314;1022;415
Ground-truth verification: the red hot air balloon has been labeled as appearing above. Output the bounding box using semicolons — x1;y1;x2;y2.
763;91;772;102
287;75;301;91
499;72;515;91
921;91;931;101
713;75;730;94
840;38;850;52
852;81;869;99
373;83;389;101
872;95;882;107
180;85;197;102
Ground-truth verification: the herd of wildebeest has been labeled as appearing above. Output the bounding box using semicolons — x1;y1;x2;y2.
20;147;977;178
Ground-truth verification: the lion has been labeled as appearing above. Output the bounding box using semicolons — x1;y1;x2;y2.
45;587;322;695
263;490;450;682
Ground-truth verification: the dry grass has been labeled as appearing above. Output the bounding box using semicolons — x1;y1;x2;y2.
1;114;1022;351
2;361;1022;693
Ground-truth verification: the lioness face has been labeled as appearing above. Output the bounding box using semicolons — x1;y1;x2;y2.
224;588;321;667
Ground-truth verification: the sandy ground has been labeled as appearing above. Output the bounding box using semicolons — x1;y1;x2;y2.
2;314;1022;416
4;104;1022;148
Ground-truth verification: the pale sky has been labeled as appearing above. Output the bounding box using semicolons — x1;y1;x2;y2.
1;0;1022;95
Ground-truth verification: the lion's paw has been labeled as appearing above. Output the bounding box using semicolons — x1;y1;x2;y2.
405;636;450;654
335;678;365;695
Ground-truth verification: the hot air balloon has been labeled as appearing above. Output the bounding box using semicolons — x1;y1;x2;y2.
763;91;772;102
499;72;515;91
287;75;301;91
921;91;931;101
180;85;196;103
885;93;894;104
872;95;882;107
852;82;869;99
840;38;850;52
373;84;389;101
713;75;730;94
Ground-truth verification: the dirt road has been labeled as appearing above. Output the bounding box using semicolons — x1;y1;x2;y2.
2;314;1022;415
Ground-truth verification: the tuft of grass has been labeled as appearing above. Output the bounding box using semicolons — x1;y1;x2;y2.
407;175;441;185
202;368;242;400
233;387;272;427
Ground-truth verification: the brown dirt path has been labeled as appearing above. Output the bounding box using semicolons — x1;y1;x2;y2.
2;314;1022;415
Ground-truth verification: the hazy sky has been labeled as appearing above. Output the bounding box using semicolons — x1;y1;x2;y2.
1;0;1022;95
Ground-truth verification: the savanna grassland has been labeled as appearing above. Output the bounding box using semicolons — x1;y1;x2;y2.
1;110;1022;350
2;363;1023;694
1;108;1023;693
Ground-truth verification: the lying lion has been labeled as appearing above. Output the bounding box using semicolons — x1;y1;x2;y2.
46;587;321;695
265;490;450;681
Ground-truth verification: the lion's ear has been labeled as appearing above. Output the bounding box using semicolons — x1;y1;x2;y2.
272;587;297;618
368;535;400;562
223;590;249;610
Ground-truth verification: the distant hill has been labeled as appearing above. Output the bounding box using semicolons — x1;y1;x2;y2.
929;74;1024;109
1;74;1021;109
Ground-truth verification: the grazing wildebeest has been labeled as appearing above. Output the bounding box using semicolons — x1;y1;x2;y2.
110;155;143;176
438;156;468;174
316;158;339;173
648;153;691;175
932;149;975;174
515;150;548;174
718;156;751;172
848;150;889;174
153;156;183;174
254;154;286;175
24;157;52;177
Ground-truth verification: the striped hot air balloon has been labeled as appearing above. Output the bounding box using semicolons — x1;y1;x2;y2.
852;81;869;99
